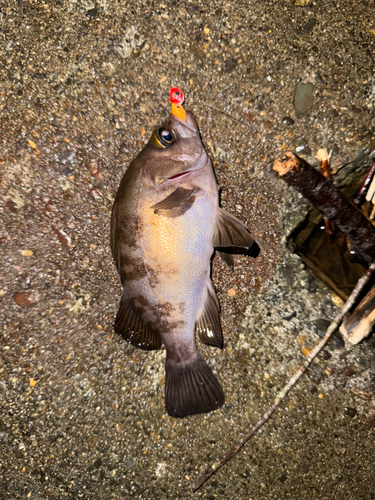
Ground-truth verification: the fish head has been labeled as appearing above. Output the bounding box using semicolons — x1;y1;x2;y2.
139;109;208;187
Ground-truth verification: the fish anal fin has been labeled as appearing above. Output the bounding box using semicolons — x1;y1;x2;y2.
151;187;201;218
165;353;224;417
114;292;162;350
196;281;222;347
212;207;254;248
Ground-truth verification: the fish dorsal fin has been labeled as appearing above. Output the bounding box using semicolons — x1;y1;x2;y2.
212;207;254;248
151;186;200;218
195;280;222;347
110;202;123;281
114;290;162;350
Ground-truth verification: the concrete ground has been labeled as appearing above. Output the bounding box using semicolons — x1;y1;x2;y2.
1;0;375;498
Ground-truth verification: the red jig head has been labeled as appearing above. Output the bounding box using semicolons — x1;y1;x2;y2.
170;87;186;121
170;87;184;105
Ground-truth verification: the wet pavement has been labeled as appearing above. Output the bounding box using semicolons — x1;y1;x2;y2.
1;0;375;498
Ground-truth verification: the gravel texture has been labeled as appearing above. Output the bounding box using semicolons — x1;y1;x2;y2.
1;0;375;499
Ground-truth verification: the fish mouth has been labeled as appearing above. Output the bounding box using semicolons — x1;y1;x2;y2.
168;170;192;181
165;152;208;183
172;115;197;135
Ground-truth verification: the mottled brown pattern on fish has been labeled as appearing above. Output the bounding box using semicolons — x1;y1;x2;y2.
150;301;173;320
132;295;152;317
144;263;161;288
141;301;186;334
123;262;148;281
116;213;140;249
166;319;186;332
177;302;186;315
133;294;152;308
116;248;145;281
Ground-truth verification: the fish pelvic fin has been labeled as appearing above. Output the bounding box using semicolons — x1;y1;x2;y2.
150;187;201;218
195;280;223;347
165;353;224;418
212;207;254;248
216;250;234;269
114;292;162;351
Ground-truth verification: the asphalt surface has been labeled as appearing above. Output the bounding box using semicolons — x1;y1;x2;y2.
1;0;375;499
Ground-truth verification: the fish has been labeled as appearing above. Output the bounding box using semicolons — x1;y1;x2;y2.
110;87;254;418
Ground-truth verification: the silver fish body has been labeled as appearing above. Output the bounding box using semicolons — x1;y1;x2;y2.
111;109;254;417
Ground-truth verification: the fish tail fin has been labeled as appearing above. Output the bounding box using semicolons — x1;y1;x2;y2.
165;353;224;418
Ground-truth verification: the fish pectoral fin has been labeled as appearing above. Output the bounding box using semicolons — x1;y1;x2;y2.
114;291;162;351
212;207;254;248
216;250;234;270
165;353;224;417
150;186;201;218
195;280;222;347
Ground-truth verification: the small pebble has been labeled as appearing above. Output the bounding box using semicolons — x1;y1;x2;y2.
307;366;323;384
303;18;317;33
14;290;40;307
281;116;294;126
89;159;104;179
279;472;287;483
282;311;296;321
301;347;312;357
52;226;71;247
21;276;31;289
57;150;77;167
86;7;98;17
227;288;236;297
331;294;344;307
6;201;18;213
327;334;345;350
311;318;331;336
224;58;237;73
43;203;55;217
293;82;314;115
90;187;103;199
20;249;33;257
344;407;357;418
63;167;74;177
295;143;311;155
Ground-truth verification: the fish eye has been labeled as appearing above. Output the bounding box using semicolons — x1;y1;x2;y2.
157;128;175;146
150;128;176;149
